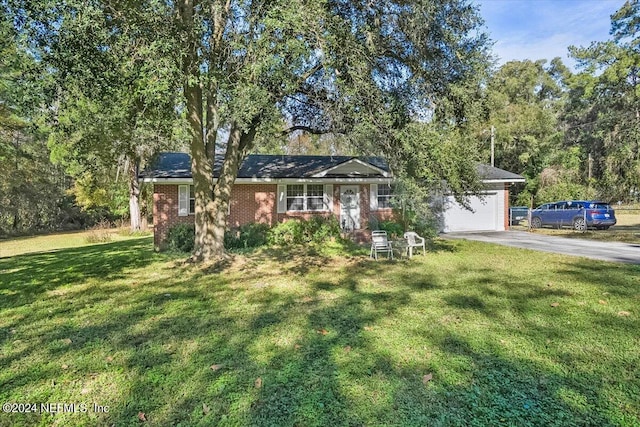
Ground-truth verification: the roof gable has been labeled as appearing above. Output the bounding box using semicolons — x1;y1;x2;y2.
312;158;390;178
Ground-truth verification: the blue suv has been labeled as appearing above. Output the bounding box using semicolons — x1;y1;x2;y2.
530;200;616;230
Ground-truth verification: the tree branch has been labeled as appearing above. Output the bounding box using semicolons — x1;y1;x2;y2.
281;125;328;135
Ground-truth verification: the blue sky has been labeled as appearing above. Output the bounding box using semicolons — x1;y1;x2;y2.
475;0;622;69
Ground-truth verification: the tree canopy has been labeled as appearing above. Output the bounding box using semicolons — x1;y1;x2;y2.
566;0;640;201
9;0;640;246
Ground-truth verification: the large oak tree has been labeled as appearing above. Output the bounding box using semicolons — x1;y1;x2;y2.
13;0;490;260
173;0;490;260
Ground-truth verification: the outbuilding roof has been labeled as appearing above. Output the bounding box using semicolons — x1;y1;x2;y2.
476;163;525;182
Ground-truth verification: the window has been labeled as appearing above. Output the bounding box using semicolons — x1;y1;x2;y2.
377;184;394;209
178;185;197;216
306;184;324;211
189;185;195;214
285;184;326;211
286;184;305;211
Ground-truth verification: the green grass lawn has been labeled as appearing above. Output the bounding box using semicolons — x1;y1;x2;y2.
1;235;639;426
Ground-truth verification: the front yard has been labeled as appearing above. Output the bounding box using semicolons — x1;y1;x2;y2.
1;233;639;426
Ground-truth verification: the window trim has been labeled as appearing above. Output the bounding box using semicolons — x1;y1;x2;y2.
284;183;330;212
179;184;196;216
286;184;305;212
376;183;395;210
188;185;195;215
305;184;325;211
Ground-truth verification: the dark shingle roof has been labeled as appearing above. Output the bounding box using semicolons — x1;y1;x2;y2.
476;164;525;181
139;152;525;182
141;152;192;178
139;152;390;179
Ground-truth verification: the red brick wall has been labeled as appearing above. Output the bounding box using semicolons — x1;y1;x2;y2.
154;183;396;246
153;184;195;248
504;185;510;230
229;184;277;228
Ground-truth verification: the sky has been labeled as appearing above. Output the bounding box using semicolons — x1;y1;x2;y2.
475;0;623;69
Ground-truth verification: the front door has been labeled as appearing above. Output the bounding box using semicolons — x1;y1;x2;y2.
340;186;360;231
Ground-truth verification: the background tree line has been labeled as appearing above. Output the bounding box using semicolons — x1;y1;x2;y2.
474;1;640;207
2;0;639;253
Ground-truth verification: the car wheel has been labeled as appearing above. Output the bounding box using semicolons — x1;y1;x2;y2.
603;226;610;230
573;218;586;231
531;217;542;228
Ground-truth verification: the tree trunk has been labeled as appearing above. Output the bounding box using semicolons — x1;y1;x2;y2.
12;212;19;230
178;0;216;261
186;80;217;261
177;0;258;262
209;121;258;257
140;183;149;231
128;159;141;232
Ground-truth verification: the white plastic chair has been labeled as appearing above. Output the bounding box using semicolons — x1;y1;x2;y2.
404;231;426;258
370;230;394;260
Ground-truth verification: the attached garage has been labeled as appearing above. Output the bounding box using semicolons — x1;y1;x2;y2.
441;165;525;233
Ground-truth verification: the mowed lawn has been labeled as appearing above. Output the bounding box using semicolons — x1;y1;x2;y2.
1;234;639;426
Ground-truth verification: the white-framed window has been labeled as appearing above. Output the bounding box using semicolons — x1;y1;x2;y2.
279;184;332;212
286;184;305;211
178;184;196;216
286;184;326;211
306;184;324;211
189;185;195;214
377;184;394;209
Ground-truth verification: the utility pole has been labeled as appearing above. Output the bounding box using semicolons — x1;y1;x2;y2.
490;126;495;167
588;152;593;184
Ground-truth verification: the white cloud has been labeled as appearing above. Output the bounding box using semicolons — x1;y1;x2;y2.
493;32;578;65
477;0;621;69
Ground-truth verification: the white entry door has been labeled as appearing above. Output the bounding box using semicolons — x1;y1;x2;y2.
340;186;360;231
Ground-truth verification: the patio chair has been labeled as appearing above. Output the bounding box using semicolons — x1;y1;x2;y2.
370;230;394;260
404;231;426;258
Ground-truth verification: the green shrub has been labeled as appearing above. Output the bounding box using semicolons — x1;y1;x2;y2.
225;222;270;249
166;223;195;252
267;216;341;246
409;217;439;240
267;220;305;245
304;216;341;242
376;220;404;239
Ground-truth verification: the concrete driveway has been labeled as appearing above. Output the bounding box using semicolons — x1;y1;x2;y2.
443;231;640;264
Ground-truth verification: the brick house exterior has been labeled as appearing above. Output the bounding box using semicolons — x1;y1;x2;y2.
143;154;397;248
142;153;524;248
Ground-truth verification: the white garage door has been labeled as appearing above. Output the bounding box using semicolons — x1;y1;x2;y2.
443;191;504;232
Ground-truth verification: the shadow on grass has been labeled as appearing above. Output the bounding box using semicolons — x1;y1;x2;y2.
0;237;156;311
0;239;638;426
